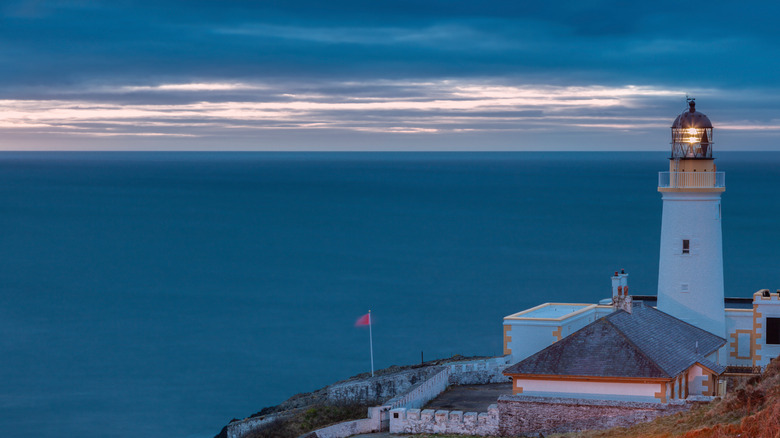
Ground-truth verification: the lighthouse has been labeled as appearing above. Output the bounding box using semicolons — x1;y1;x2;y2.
657;99;726;344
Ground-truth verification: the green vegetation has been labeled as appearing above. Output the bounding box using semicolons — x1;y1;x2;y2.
244;403;369;438
224;356;780;438
555;357;780;438
404;358;780;438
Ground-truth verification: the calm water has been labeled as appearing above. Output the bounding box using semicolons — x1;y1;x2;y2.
1;152;778;438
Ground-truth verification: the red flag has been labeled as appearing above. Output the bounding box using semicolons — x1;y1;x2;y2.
355;313;371;327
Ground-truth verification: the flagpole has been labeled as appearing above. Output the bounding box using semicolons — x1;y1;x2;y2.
369;310;374;377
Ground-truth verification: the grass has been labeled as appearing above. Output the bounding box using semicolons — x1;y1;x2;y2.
553;357;780;438
231;357;780;438
243;403;370;438
403;358;780;438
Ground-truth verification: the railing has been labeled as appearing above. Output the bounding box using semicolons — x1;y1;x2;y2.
658;172;725;189
386;367;451;410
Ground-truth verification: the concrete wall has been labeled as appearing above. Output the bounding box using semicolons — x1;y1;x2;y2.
389;404;499;436
498;395;687;437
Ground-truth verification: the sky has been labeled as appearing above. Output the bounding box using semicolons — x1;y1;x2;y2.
2;0;780;151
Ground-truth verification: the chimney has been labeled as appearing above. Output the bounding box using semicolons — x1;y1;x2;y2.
619;269;629;295
612;269;632;314
611;271;621;301
622;295;633;314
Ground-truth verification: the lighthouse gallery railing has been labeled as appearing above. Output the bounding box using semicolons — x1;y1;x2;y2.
658;171;725;189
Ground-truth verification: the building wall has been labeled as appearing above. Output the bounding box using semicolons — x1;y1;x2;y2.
725;309;754;366
503;324;559;364
504;306;610;363
753;290;780;368
687;364;717;396
511;378;666;403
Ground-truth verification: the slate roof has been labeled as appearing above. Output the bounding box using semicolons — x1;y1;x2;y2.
504;302;727;379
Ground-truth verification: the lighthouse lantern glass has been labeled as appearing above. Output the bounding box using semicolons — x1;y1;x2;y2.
671;125;713;159
670;100;713;159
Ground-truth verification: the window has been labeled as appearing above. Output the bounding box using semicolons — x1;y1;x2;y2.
737;332;752;358
767;318;780;345
681;283;689;293
682;239;690;254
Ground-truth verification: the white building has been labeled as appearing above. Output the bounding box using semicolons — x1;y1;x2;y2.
502;100;780;403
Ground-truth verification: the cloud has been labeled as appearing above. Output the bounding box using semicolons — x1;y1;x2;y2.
0;80;706;149
2;1;780;149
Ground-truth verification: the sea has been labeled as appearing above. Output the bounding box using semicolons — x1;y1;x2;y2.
1;152;778;438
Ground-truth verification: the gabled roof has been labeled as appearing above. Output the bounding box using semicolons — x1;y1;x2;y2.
696;358;727;376
504;302;727;379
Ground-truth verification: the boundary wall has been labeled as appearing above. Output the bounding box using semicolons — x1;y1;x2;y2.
445;356;511;385
498;395;689;437
326;366;440;404
299;406;383;438
297;356;510;438
389;404;499;436
385;367;450;409
227;412;288;438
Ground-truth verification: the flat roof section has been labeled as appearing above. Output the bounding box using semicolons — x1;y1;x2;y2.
504;303;595;321
423;383;511;412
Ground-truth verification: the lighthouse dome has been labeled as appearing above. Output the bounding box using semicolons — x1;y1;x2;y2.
672;100;713;129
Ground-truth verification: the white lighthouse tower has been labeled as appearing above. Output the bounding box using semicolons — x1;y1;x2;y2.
657;99;726;342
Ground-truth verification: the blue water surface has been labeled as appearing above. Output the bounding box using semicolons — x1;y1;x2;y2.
0;152;778;438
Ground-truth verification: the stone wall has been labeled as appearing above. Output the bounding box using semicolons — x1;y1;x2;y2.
498;395;689;437
300;406;383;438
385;367;450;410
227;412;287;438
445;356;511;385
389;404;499;436
229;357;511;438
326;366;440;404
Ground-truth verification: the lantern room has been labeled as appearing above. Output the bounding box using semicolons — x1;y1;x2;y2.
671;99;713;159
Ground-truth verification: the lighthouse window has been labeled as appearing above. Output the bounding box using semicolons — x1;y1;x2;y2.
767;318;780;345
682;239;690;254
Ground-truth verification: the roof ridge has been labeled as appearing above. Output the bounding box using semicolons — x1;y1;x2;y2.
637;305;727;355
604;313;671;378
503;317;614;375
653;308;727;348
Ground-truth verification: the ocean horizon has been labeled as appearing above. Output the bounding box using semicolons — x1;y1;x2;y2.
2;151;779;438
